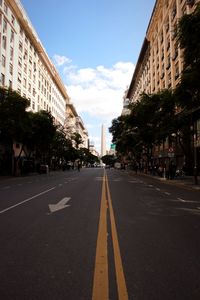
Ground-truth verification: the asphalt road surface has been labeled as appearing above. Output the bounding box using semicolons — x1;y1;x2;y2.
0;168;200;300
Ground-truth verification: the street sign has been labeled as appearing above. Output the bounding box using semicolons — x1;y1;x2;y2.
111;144;116;150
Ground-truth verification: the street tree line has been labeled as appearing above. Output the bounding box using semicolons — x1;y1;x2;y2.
0;88;98;175
109;4;200;175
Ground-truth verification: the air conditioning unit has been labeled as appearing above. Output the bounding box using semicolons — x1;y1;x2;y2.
186;0;195;5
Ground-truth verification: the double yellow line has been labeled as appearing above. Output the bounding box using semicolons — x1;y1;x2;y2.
92;171;129;300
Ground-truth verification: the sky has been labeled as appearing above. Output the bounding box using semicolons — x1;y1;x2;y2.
20;0;155;154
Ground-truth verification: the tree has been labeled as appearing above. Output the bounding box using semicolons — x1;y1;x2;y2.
176;4;200;110
0;88;29;145
51;129;73;168
26;110;56;164
101;154;116;167
0;88;30;175
72;132;83;149
174;4;200;174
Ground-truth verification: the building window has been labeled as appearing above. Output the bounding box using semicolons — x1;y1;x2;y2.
24;63;27;73
3;18;7;33
166;55;171;70
10;46;14;61
23;77;27;88
10;30;14;43
19;41;23;52
18;72;22;83
24;49;28;60
11;15;15;25
9;63;13;75
18;56;22;67
20;27;23;36
167;39;170;51
2;55;6;67
9;80;12;89
175;62;179;80
172;43;178;60
2;35;7;50
172;5;177;20
1;73;5;86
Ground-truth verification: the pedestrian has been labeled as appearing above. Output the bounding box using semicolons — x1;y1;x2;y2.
78;161;81;172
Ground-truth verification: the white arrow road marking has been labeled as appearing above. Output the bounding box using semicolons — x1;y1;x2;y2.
49;197;71;213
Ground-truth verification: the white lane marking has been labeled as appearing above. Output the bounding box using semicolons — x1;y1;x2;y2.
156;188;161;191
0;187;56;215
164;192;171;196
49;197;71;213
148;184;154;187
128;180;138;183
177;198;200;203
95;177;104;181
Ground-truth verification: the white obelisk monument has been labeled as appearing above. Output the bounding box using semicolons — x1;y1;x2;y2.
101;124;106;157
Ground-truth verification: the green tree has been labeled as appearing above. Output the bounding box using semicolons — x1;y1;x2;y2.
0;88;30;174
0;88;29;145
72;132;83;149
176;4;200;110
101;154;116;166
26;110;56;164
51;129;73;168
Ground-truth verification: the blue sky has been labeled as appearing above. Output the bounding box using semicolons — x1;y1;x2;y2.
21;0;155;153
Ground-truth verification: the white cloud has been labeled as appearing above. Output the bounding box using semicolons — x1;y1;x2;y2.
53;54;71;66
63;60;135;121
53;55;135;152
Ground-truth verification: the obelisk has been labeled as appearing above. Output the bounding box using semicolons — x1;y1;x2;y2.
101;124;106;157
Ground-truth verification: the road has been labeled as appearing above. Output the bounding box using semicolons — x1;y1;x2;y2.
0;168;200;300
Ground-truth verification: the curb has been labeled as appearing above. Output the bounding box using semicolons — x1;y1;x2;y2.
126;171;200;191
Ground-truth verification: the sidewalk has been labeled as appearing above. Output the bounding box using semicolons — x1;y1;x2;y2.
128;170;200;191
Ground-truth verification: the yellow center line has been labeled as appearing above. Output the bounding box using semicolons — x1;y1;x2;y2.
105;173;129;300
92;173;109;300
92;170;129;300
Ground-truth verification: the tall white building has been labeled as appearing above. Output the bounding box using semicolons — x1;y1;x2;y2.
0;0;69;126
101;124;106;157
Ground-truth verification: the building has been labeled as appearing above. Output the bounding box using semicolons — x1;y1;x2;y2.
127;0;200;103
126;0;200;171
0;0;69;126
65;101;88;149
89;140;99;157
121;88;131;116
101;124;106;157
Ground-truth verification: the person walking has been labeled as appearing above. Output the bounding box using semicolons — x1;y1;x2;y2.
78;161;81;172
